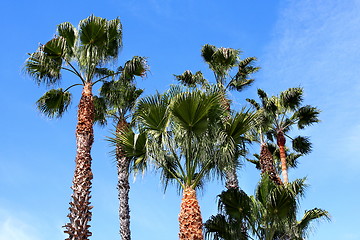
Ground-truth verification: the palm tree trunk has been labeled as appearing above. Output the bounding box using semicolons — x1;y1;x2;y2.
64;82;94;240
178;188;204;240
221;91;240;190
116;118;131;240
260;143;282;185
225;168;239;189
276;132;288;184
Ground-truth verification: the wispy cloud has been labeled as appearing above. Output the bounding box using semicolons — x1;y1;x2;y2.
261;0;360;167
0;217;38;240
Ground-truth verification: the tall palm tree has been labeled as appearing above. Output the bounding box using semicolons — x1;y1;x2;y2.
247;88;320;183
95;56;148;240
120;88;228;239
201;44;259;189
24;15;123;240
205;177;329;240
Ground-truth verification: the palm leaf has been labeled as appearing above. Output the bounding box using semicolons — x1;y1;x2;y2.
57;22;78;58
174;70;206;87
135;93;170;134
228;57;259;92
106;18;123;57
121;56;148;81
25;50;63;86
36;88;71;118
279;87;303;110
113;128;147;172
246;98;260;110
170;91;221;135
295;105;320;129
78;15;122;68
297;208;330;238
201;44;216;63
292;136;312;154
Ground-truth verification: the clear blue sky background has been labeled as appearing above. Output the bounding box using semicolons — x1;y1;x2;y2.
0;0;359;239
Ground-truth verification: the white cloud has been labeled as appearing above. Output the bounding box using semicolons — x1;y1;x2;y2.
260;0;360;166
0;217;38;240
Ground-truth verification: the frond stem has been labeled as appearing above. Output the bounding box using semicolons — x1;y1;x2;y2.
92;71;122;86
159;161;185;189
64;83;83;92
168;141;186;178
64;59;85;84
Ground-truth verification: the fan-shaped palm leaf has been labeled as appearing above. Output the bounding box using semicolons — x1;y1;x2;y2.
36;88;71;118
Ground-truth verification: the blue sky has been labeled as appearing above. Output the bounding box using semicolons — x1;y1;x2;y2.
0;0;359;239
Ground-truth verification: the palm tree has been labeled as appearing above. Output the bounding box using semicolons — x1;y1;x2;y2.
247;88;320;183
120;88;228;239
201;44;259;189
95;56;148;240
246;104;283;185
205;177;329;240
24;15;123;240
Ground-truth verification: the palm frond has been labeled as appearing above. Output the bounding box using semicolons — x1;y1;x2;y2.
78;15;122;69
111;128;147;173
174;70;207;87
297;208;330;238
135;93;170;135
57;22;78;58
170;91;221;135
294;105;320;129
201;44;217;63
257;89;268;104
120;56;148;81
25;49;63;86
201;44;240;82
36;88;71;118
292;136;312;154
246;98;260;110
228;57;259;92
279;87;303;110
246;157;261;170
106;18;123;57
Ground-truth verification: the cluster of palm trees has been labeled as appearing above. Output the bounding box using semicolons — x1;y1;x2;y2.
25;15;328;240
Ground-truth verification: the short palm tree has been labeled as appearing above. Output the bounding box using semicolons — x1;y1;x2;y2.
205;177;329;240
247;88;320;183
120;88;228;239
201;44;259;189
95;56;148;240
24;15;123;240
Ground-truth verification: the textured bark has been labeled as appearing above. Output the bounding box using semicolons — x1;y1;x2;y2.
116;119;131;240
64;83;94;240
259;143;282;185
277;132;288;184
225;167;239;189
178;188;204;240
221;91;240;190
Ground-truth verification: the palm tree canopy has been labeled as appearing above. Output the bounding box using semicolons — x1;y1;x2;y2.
247;87;320;155
118;87;237;191
93;56;148;125
201;44;259;91
205;176;330;240
25;15;123;117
